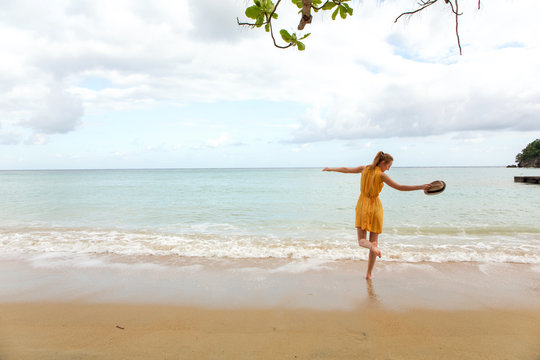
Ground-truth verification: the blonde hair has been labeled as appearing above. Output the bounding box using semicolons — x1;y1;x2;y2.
368;151;393;169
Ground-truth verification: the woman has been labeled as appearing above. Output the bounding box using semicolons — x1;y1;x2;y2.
323;151;431;280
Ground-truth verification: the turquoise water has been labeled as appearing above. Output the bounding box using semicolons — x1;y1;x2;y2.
1;167;539;263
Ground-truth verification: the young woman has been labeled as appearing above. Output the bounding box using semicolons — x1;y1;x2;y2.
323;151;431;280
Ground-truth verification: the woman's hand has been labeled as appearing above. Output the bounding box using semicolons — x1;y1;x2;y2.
421;183;432;191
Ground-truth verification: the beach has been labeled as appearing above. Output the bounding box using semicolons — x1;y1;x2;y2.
2;303;538;360
1;258;539;359
2;0;540;355
1;167;539;358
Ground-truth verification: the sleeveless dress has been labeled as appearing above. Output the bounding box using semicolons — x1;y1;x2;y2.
355;166;384;233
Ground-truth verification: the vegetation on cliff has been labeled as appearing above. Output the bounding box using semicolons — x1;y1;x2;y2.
516;139;540;167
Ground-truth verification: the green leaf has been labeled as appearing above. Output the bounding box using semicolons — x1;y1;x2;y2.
265;0;274;13
255;14;264;27
331;7;339;20
322;2;336;10
254;0;261;6
245;5;261;19
297;41;306;51
280;29;292;43
343;3;353;15
299;33;311;40
265;23;270;32
272;12;278;19
291;0;302;9
339;5;347;19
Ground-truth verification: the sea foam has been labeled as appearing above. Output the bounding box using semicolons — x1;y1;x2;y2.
1;227;538;264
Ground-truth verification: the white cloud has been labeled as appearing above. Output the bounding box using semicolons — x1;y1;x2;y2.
291;143;310;153
25;133;49;146
187;0;247;42
0;131;23;145
0;0;538;169
455;132;486;144
285;0;540;143
19;86;84;135
205;132;231;148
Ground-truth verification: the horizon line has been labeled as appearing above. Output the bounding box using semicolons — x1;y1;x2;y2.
0;165;523;171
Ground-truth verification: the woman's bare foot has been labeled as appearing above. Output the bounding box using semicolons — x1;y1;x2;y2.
365;273;372;280
370;244;382;258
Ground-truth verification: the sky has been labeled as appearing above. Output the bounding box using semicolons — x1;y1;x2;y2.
0;0;539;169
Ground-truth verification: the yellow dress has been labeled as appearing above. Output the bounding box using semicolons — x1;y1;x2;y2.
355;166;384;233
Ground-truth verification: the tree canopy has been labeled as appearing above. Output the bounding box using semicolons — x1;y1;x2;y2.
516;139;540;168
237;0;481;54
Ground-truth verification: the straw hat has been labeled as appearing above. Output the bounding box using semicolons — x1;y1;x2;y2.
425;180;446;195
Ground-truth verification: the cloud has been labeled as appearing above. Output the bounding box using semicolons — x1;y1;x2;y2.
187;0;246;42
20;86;84;135
0;131;22;145
25;133;49;145
0;0;539;152
290;40;540;143
205;132;231;148
291;82;540;143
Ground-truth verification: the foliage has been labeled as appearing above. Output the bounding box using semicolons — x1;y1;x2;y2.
279;30;310;50
290;0;353;20
238;0;354;51
244;0;279;32
516;139;540;164
238;0;479;53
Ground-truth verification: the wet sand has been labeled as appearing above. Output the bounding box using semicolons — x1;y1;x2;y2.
0;257;539;359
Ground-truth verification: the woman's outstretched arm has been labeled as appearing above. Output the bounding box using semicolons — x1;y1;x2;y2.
381;173;431;191
323;166;366;174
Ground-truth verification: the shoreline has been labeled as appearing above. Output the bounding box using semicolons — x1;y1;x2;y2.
2;255;539;310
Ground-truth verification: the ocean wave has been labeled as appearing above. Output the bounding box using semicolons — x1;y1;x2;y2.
0;227;539;264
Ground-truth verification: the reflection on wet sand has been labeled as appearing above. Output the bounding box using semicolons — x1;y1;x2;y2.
366;279;379;304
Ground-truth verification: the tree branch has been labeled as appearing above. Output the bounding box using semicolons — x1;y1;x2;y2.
236;18;260;27
238;0;481;53
395;0;467;55
237;0;293;49
298;0;313;30
312;0;344;11
312;1;331;11
445;0;463;16
236;0;282;27
453;0;462;54
394;0;438;23
268;0;282;23
268;11;293;48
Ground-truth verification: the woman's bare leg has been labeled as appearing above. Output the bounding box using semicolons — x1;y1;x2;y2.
356;228;372;250
366;232;380;280
357;228;381;255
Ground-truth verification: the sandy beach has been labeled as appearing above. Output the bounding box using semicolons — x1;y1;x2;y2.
1;257;539;359
1;303;538;360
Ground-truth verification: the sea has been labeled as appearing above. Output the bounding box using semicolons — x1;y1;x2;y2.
1;167;539;266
